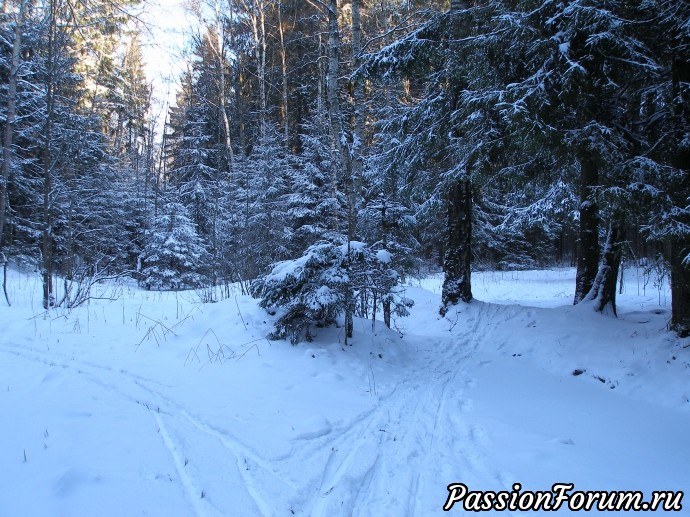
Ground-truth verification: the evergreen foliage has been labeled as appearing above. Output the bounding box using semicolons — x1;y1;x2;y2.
141;199;210;290
254;241;412;344
0;0;688;336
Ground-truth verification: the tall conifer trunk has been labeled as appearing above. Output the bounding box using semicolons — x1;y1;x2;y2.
585;221;624;316
574;156;600;304
670;238;690;336
441;179;473;314
439;0;473;316
668;48;690;335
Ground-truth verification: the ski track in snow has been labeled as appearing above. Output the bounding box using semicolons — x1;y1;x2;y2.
0;340;285;516
0;301;518;516
281;302;519;516
153;412;216;517
5;293;676;515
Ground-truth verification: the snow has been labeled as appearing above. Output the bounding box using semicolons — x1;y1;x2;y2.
311;286;338;309
375;249;392;264
0;266;688;516
340;240;367;254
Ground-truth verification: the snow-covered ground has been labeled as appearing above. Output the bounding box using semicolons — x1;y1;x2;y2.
0;266;687;516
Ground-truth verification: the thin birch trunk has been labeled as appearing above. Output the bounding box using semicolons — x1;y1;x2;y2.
0;0;26;251
325;0;355;339
211;0;234;173
42;0;57;310
278;1;289;144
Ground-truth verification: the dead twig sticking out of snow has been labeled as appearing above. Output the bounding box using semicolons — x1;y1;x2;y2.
184;332;267;369
184;347;202;366
368;365;378;397
235;296;248;331
54;263;131;311
446;306;461;331
195;329;232;367
135;313;190;350
235;340;265;361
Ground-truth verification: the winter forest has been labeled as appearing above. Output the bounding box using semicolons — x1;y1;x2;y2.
0;0;687;333
1;0;689;515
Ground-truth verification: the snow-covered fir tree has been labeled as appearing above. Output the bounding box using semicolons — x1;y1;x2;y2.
254;240;412;344
140;198;209;290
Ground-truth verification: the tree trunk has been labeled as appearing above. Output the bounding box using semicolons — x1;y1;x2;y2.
382;293;392;328
574;156;600;304
441;178;473;314
670;238;690;336
440;0;473;316
209;0;234;174
344;251;354;339
325;0;356;340
2;252;9;306
668;43;690;336
259;3;267;135
381;201;392;328
278;2;289;145
351;0;364;220
325;0;353;234
585;221;624;316
317;33;325;117
229;0;246;154
247;0;267;137
42;0;57;310
0;0;26;251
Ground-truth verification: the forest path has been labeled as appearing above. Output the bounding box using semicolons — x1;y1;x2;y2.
275;301;524;516
0;301;521;516
3;272;687;516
